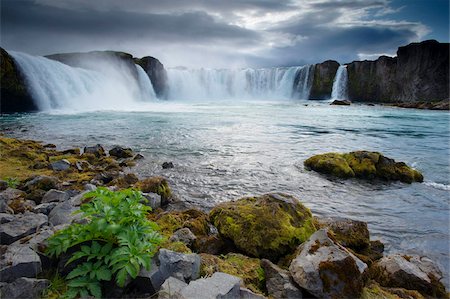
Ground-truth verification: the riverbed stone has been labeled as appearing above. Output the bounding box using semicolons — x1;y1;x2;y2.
370;254;446;297
158;249;201;283
289;229;367;299
0;212;47;245
0;244;42;282
41;189;69;203
261;259;302;299
0;277;49;299
210;193;316;260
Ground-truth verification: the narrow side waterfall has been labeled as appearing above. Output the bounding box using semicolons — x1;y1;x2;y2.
166;66;310;101
331;65;348;101
10;51;156;112
292;65;314;99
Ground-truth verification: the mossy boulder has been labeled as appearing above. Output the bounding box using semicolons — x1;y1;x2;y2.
200;253;265;294
135;176;172;206
209;193;316;260
304;151;423;183
362;281;425;299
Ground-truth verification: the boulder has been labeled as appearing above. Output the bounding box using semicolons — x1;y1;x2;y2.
289;229;367;298
48;201;79;226
209;193;316;260
0;277;49;299
304;151;423;183
0;244;42;282
135;177;172;206
24;175;59;192
370;254;446;297
158;276;188;299
361;281;425;299
158;249;201;283
261;259;302;299
179;272;242;299
330;99;351;105
0;212;47;245
83;144;106;158
142;192;162;210
109;146;133;158
162;162;174;169
41;189;69;203
127;259;165;295
50;159;71;171
0;188;25;201
170;228;197;247
315;216;370;250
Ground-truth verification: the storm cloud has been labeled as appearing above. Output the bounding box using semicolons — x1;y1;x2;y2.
1;0;447;67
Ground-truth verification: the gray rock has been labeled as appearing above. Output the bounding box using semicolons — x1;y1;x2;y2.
0;245;42;282
158;277;188;299
169;228;197;247
84;183;97;191
24;176;58;192
0;212;47;245
130;260;165;294
48;201;79;226
50;159;71;171
83;144;106;157
0;198;12;214
33;202;58;215
143;192;162;210
158;249;201;283
261;259;302;299
289;229;367;299
109;146;133;158
0;188;25;201
0;213;15;224
372;254;446;296
0;180;8;191
0;277;49;299
69;191;89;207
179;272;241;299
240;288;266;299
11;225;55;252
41;189;69;203
75;160;92;171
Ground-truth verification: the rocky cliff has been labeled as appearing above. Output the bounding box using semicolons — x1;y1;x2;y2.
135;56;168;98
309;60;339;100
0;48;36;113
346;40;449;103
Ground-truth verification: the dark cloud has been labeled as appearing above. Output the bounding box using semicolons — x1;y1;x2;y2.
0;0;444;67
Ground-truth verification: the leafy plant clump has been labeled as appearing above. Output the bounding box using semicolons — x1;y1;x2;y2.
3;176;19;188
46;188;163;298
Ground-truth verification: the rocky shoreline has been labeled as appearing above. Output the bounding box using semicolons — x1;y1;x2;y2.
0;136;447;298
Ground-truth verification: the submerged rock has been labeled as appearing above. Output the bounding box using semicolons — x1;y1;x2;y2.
330;99;351;105
289;229;367;298
304;151;423;183
210;193;316;260
162;161;174;169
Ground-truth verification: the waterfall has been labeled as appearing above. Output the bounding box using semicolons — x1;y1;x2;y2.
331;65;348;101
292;65;314;100
136;65;157;101
166;66;307;101
10;51;156;112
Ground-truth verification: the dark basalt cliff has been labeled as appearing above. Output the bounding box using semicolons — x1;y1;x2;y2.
309;60;339;100
135;56;168;98
346;40;449;103
0;48;36;113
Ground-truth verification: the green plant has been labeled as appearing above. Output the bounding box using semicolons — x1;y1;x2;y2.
3;176;19;188
46;188;163;298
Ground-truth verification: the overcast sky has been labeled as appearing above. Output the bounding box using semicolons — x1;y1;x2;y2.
1;0;448;68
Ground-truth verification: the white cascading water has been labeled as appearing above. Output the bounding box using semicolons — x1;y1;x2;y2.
331;65;348;101
292;65;314;100
10;51;157;112
166;65;313;101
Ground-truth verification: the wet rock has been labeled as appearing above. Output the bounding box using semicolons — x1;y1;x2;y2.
158;249;201;283
315;216;370;251
162;161;174;169
304;151;423;183
370;254;446;297
0;244;42;282
158;276;188;299
170;228;197;247
0;212;47;245
0;277;49;299
289;229;367;299
210;193;316;260
109;146;133;158
41;189;69;203
48;201;79;226
179;272;241;299
50;159;71;171
33;202;58;215
142;192;162;210
136;177;172;207
0;180;7;191
261;259;303;299
24;175;59;192
330;99;351;105
83;144;105;158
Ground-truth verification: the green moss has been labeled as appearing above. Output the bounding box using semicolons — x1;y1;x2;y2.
210;193;316;260
161;240;192;254
304;153;355;178
200;253;265;294
135;176;172;202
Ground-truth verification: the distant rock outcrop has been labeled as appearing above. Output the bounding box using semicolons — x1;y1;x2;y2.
135;56;168;98
309;60;339;100
0;48;36;113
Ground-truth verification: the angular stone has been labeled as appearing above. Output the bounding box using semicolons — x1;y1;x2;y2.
128;260;165;295
0;188;25;201
0;198;12;214
240;287;266;299
170;228;197;247
0;213;15;224
83;144;106;157
109;146;133;158
179;272;241;299
42;189;69;203
48;201;79;226
0;277;49;299
0;212;47;245
261;259;302;299
0;245;42;282
50;159;71;171
289;229;367;299
142;192;162;210
158;249;201;283
158;277;188;299
33;202;58;215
